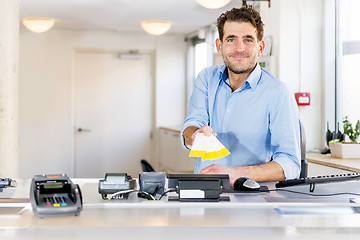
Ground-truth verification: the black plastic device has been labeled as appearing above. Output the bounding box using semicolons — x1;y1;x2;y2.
0;178;17;192
30;174;83;218
167;174;231;202
137;172;166;200
321;121;345;154
98;173;136;199
233;177;260;191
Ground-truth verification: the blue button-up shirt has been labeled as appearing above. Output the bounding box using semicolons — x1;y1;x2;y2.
181;64;301;179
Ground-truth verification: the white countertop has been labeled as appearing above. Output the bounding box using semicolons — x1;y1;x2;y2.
2;178;360;240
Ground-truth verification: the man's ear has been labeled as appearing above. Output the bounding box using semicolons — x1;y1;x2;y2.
258;40;265;57
215;38;222;56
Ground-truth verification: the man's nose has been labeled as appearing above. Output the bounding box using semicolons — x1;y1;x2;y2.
234;42;245;52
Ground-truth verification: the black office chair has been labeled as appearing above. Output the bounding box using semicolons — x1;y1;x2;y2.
299;120;308;178
140;159;155;172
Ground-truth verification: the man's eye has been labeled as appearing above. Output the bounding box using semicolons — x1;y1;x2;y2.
245;39;253;43
227;39;234;42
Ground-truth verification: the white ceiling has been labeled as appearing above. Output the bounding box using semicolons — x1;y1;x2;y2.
19;0;244;35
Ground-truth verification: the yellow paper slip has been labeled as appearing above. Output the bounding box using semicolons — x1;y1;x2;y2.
189;133;230;160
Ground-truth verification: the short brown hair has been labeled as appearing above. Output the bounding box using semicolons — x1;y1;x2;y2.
217;6;264;42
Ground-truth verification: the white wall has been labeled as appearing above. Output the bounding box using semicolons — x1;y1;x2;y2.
155;37;187;127
19;29;186;178
261;0;323;152
18;1;330;177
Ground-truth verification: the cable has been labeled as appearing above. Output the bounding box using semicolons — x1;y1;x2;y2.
139;191;156;200
267;188;360;197
137;191;157;200
106;189;137;199
158;189;177;200
106;188;360;200
106;189;156;200
152;186;162;196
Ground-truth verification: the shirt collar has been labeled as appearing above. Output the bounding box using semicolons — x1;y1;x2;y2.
219;65;228;82
246;63;262;90
219;63;262;91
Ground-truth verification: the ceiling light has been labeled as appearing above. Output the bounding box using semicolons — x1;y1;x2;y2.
22;18;55;33
141;21;171;35
196;0;232;9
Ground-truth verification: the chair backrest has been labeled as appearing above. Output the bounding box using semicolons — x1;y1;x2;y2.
140;159;155;172
299;120;308;178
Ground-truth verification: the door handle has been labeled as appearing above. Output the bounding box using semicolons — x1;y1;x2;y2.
77;128;91;132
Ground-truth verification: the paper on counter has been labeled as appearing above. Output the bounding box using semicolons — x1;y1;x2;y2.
189;133;230;160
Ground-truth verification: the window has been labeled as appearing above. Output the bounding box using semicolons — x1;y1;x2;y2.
337;0;360;124
186;29;217;105
194;42;208;78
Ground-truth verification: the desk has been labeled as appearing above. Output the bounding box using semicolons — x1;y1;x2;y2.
306;153;360;173
1;178;360;240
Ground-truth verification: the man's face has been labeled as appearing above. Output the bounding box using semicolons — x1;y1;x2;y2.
216;21;264;74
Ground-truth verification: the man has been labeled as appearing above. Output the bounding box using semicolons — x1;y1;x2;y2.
181;6;300;185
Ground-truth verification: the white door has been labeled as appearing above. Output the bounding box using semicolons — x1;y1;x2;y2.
74;51;153;178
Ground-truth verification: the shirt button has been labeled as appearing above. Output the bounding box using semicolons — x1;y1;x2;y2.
222;128;226;132
226;108;230;112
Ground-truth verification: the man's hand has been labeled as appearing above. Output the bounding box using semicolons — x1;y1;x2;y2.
191;125;217;142
199;161;286;185
200;164;239;185
183;125;217;147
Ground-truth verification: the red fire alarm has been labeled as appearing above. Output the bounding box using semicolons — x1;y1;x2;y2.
295;92;310;106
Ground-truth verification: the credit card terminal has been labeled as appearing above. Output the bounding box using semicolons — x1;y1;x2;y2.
98;173;136;199
30;174;83;218
0;178;17;192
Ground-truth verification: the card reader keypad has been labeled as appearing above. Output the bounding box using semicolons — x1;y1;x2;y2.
43;196;68;207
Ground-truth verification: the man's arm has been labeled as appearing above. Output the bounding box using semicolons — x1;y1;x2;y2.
181;67;214;149
199;161;285;185
268;84;301;179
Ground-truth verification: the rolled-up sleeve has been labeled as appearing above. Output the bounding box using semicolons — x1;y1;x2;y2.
273;154;301;179
180;69;211;149
269;84;301;179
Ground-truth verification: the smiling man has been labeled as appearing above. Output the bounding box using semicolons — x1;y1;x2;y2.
181;6;301;185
